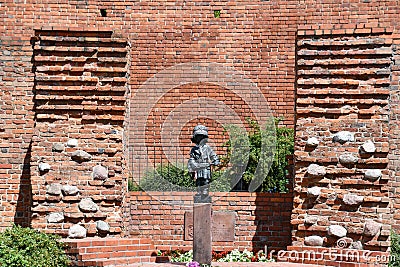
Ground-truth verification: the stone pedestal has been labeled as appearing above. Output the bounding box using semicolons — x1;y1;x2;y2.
193;203;212;265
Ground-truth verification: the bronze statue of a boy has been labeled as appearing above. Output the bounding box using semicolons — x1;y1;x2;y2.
188;125;220;203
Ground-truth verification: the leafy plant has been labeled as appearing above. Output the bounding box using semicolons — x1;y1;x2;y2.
170;250;193;263
128;178;141;191
137;163;195;192
217;249;253;262
216;249;274;262
0;225;70;267
131;163;231;192
390;231;400;267
223;117;294;192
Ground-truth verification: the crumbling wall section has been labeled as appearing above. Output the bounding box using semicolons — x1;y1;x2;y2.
29;28;129;237
292;27;393;251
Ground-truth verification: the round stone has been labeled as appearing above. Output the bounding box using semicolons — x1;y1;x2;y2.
47;212;64;223
364;169;382;181
304;215;318;225
343;193;364;206
360;140;376;154
304;235;324;246
61;185;79;196
52;143;65;152
328;225;347;238
67;139;78;147
68;224;87;239
364;220;381;237
46;183;62;195
306;137;319;147
339;153;358;165
93;165;108;180
96;220;110;232
71;150;92;162
39;163;51;172
79;198;99;212
332;131;355;144
349;241;363;250
307;164;326;177
307;186;321;198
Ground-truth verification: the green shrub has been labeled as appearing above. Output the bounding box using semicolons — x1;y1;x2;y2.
0;225;70;267
223;117;294;192
138;163;195;192
133;163;231;192
128;178;141;191
390;231;400;267
217;249;253;262
170;250;193;262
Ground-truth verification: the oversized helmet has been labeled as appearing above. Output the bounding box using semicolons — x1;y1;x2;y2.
191;125;208;142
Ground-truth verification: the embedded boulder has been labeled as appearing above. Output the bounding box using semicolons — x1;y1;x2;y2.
307;186;321;198
79;198;99;212
47;212;64;223
67;139;78;147
39;163;51;172
364;220;381;237
343;193;364;206
332;131;355;144
328;225;347;238
93;165;108;180
360;140;376;154
306;137;319;147
61;185;79;196
71;150;92;162
52;143;65;152
339;153;358;165
304;235;324;246
68;224;87;238
46;183;62;195
304;215;318;225
349;241;363;250
307;164;326;177
96;220;110;232
364;169;382;181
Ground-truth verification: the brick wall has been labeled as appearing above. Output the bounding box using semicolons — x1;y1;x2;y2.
0;0;399;250
292;28;394;252
389;35;400;231
125;191;293;252
2;0;299;234
28;29;129;236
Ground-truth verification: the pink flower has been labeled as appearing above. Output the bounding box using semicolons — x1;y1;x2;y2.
186;261;200;267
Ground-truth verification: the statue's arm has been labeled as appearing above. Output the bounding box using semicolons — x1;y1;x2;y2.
208;147;220;166
188;157;210;172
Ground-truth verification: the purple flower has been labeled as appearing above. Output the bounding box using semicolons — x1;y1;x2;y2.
186;261;200;267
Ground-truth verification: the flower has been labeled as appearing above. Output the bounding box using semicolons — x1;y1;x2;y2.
186;261;200;267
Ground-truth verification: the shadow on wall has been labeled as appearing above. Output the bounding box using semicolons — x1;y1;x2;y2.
12;37;41;228
13;140;33;227
251;193;293;254
251;159;294;254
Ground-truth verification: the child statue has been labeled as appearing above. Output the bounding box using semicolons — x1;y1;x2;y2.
188;125;220;203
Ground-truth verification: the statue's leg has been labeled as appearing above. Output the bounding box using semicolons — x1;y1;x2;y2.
196;178;205;195
202;178;210;196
